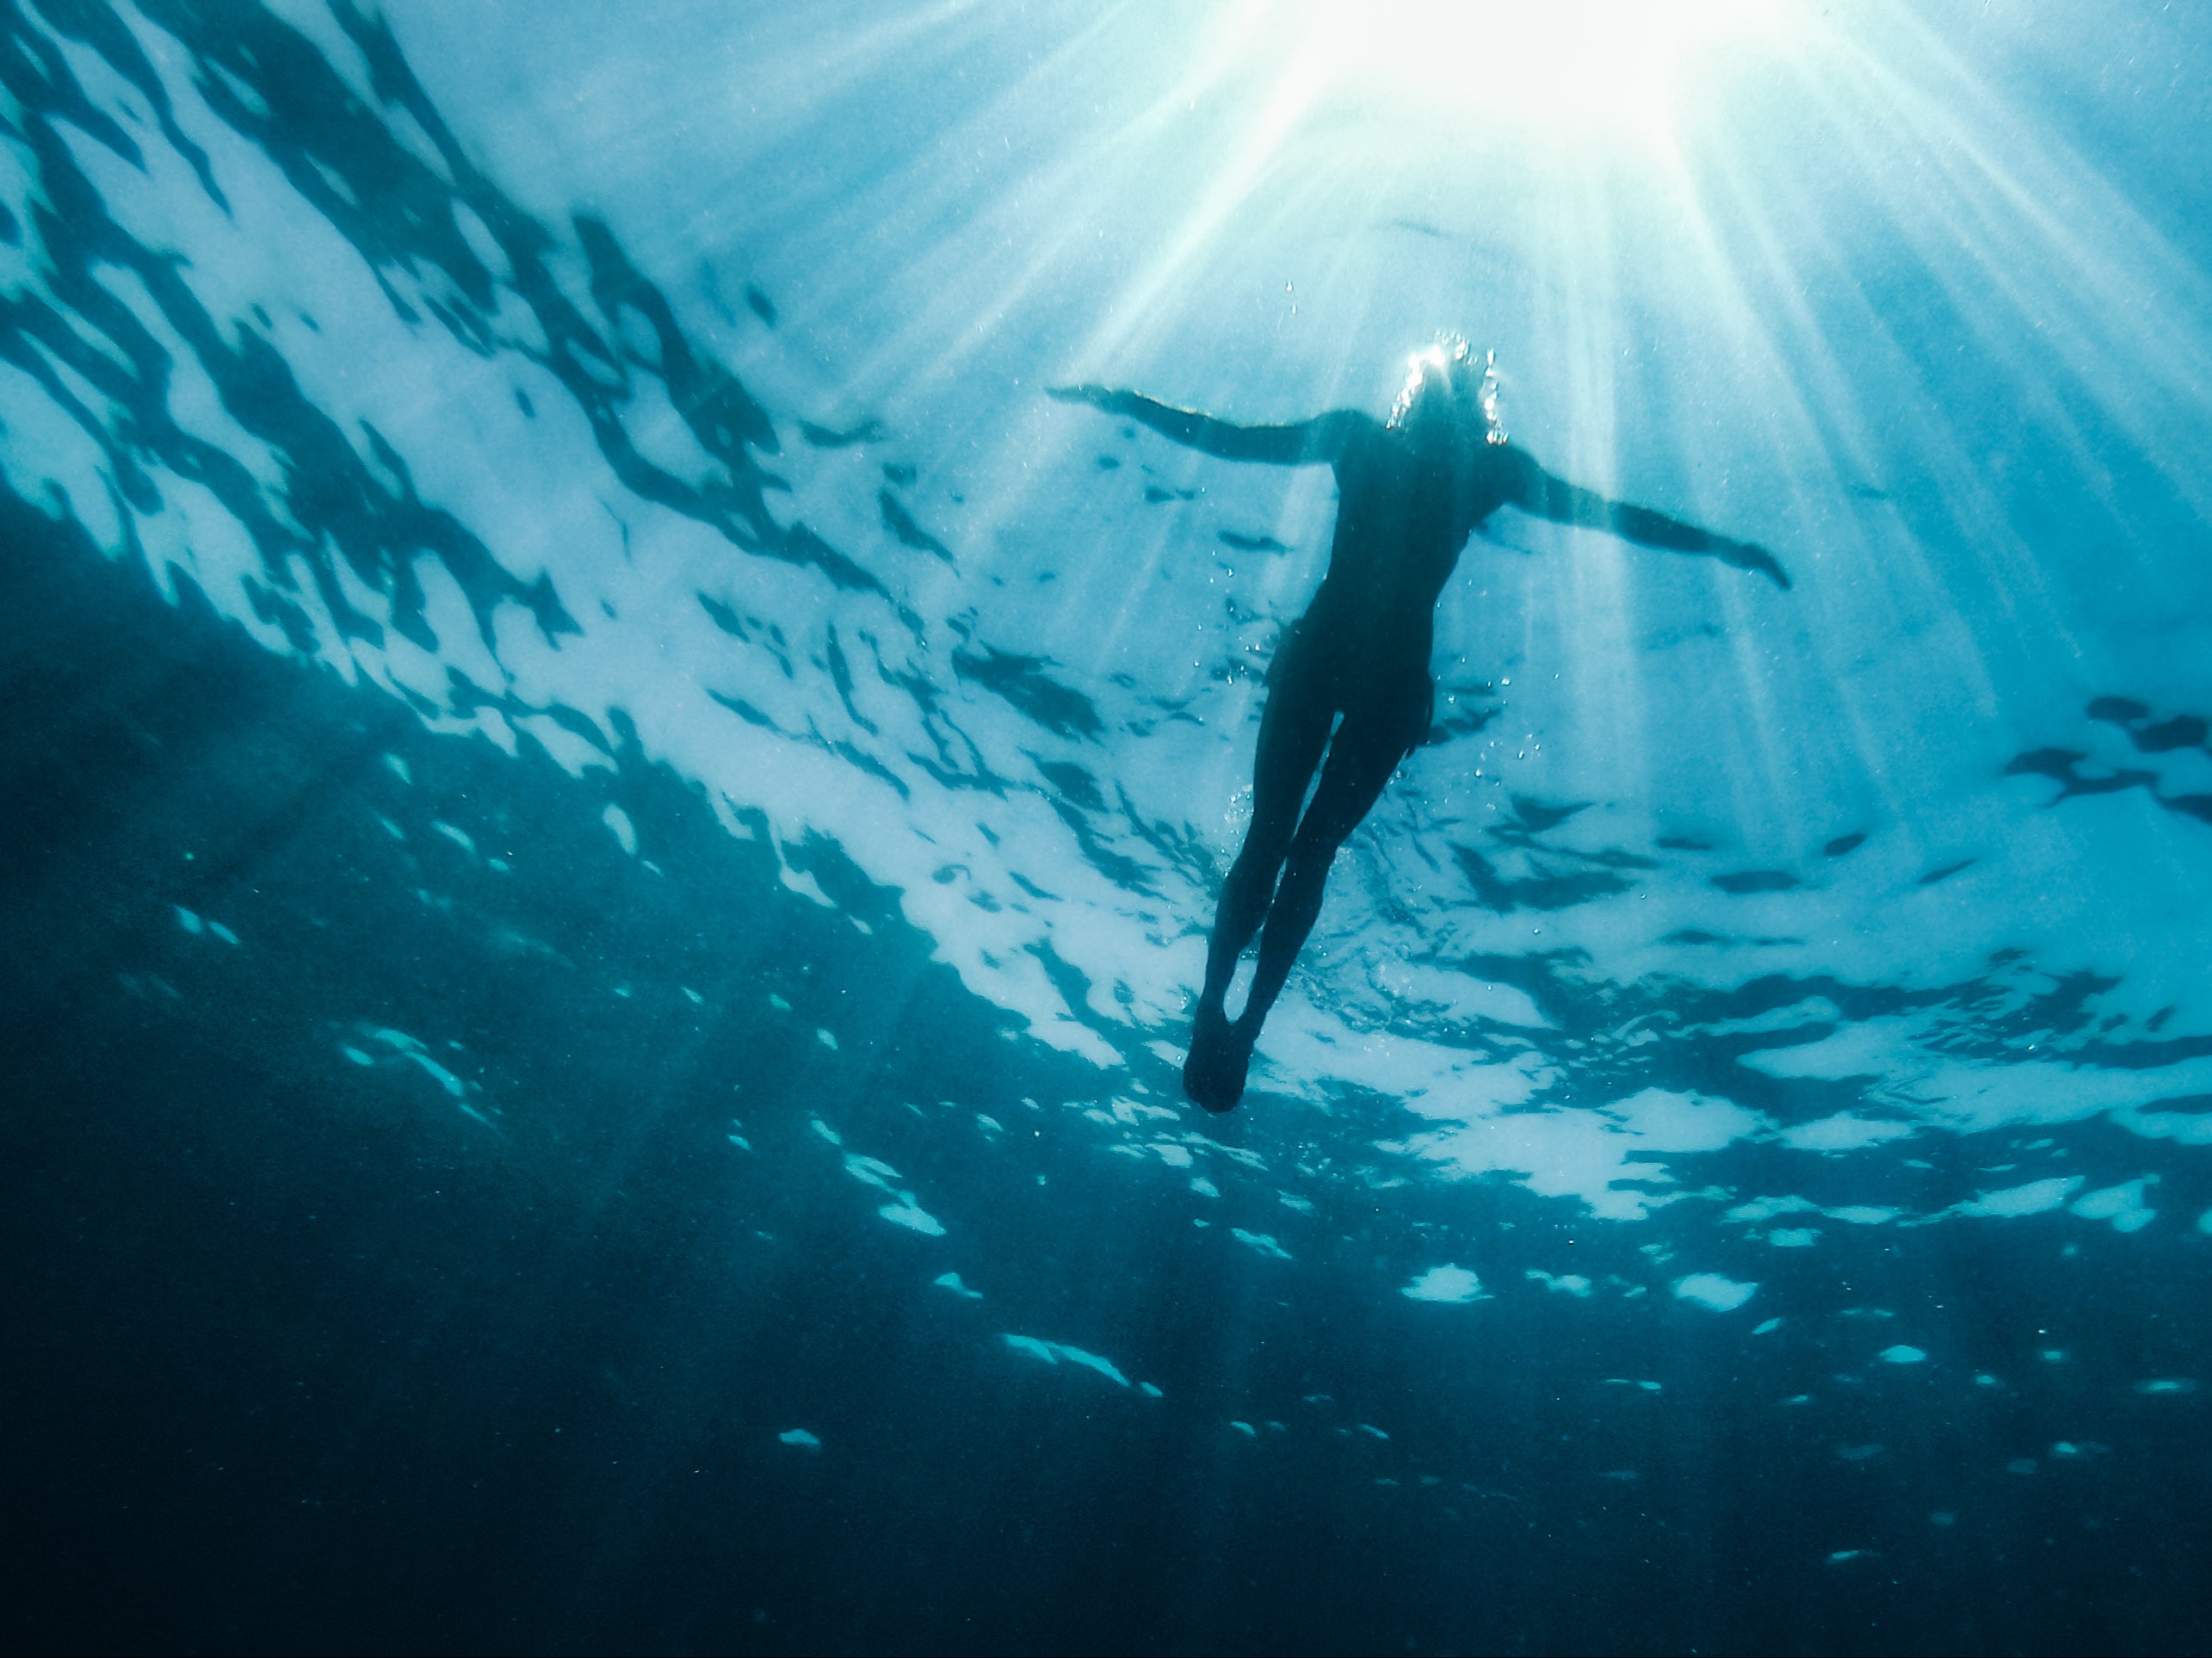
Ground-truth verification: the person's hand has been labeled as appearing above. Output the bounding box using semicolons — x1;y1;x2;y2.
1047;384;1115;410
1724;538;1791;591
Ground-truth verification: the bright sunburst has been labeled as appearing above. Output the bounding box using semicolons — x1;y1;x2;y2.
1277;0;1789;146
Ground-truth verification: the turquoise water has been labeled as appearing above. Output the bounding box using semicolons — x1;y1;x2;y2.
4;2;2210;1649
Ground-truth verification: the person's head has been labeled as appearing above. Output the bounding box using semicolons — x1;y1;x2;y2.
1387;336;1505;451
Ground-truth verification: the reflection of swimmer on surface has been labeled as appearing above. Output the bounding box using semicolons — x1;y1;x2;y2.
1053;340;1789;1113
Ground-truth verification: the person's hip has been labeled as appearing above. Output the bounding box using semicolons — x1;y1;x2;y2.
1266;622;1433;748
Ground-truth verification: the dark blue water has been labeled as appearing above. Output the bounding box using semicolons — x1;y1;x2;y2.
4;2;2210;1650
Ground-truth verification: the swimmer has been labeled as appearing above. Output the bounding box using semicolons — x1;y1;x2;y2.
1053;341;1787;1111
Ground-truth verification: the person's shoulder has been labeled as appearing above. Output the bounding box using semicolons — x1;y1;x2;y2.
1483;439;1540;485
1321;409;1385;456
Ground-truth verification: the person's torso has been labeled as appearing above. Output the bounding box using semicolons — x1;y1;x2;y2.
1303;429;1509;667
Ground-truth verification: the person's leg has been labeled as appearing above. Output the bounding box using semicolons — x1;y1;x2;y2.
1185;723;1402;1113
1199;663;1334;1014
1192;672;1430;1111
1185;653;1334;1110
1230;720;1405;1042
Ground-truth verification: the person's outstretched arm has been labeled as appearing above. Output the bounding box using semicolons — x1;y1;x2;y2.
1050;385;1358;466
1503;449;1790;590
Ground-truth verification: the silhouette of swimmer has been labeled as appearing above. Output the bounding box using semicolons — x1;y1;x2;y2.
1052;341;1788;1111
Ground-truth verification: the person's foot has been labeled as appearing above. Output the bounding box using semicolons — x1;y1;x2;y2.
1183;1004;1252;1113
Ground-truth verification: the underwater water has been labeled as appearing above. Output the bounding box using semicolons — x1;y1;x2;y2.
5;0;2212;1649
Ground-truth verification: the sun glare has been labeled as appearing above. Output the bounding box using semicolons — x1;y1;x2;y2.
1284;0;1785;146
